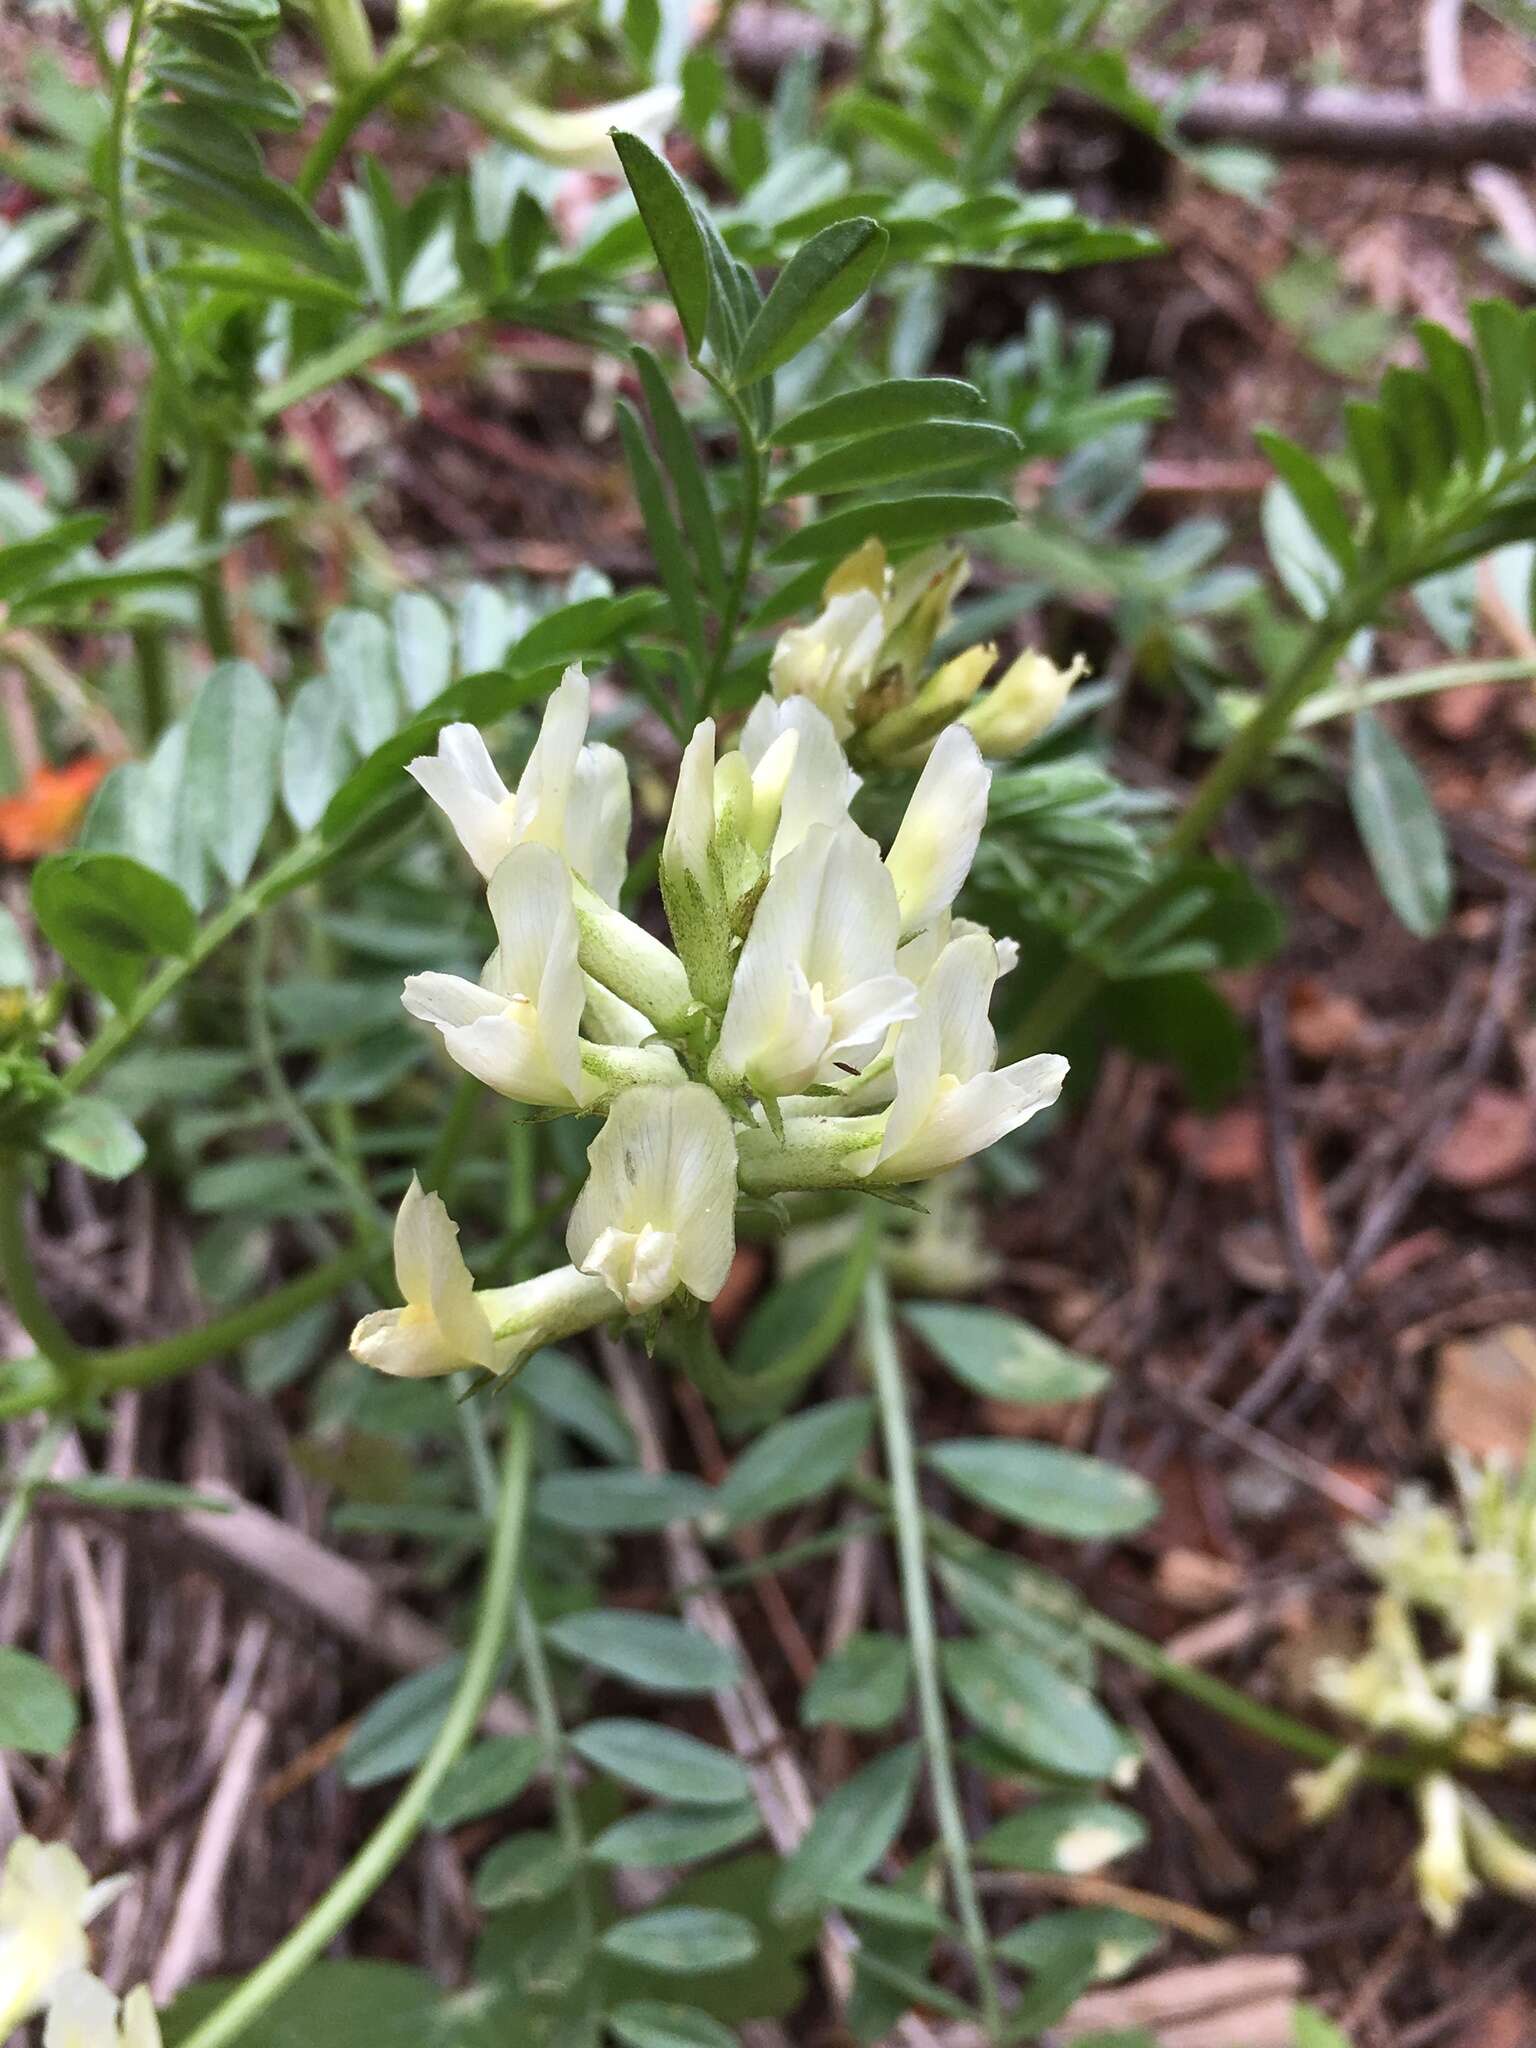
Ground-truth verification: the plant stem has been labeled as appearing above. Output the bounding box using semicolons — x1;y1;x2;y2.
61;832;327;1098
699;367;766;712
0;1153;93;1406
129;373;171;740
0;1241;376;1423
101;0;197;432
863;1267;1003;2042
191;435;236;660
176;1399;534;2048
295;32;430;203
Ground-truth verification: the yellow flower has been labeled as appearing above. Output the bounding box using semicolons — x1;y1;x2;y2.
0;1839;126;2038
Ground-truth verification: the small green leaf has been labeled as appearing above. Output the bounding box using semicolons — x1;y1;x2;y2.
903;1303;1108;1405
927;1439;1159;1538
994;1906;1160;1983
1254;429;1356;571
944;1638;1127;1780
1349;709;1452;937
771;1744;919;1920
43;1096;146;1181
716;1398;874;1528
534;1468;714;1533
775;419;1020;498
472;1829;577;1908
734;218;889;386
590;1801;762;1869
427;1735;542;1828
183;659;282;885
282;677;356;831
767;492;1016;566
324;610;400;752
1295;2007;1354;2048
545;1610;738;1694
981;1800;1145;1887
609;2003;738;2048
341;1660;461;1789
0;1647;78;1757
570;1718;751;1806
776;378;988;444
32;851;196;1011
613;132;711;357
391;591;453;710
801;1633;911;1732
601;1908;759;1975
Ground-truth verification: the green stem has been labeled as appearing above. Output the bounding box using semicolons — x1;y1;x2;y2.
699;367;766;712
191;436;236;659
863;1267;1003;2042
295;32;430;203
0;1241;376;1423
129;373;171;740
62;833;326;1099
101;0;196;432
1295;653;1536;729
0;1153;93;1405
255;302;478;420
0;1422;68;1575
176;1400;534;2048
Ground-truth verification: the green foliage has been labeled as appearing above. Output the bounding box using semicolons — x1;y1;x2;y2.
0;1647;78;1757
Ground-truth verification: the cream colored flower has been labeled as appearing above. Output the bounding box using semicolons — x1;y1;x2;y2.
566;1084;737;1312
44;1974;160;2048
0;1840;126;2038
884;725;991;936
403;844;682;1109
867;931;1066;1183
769;589;884;740
350;1176;496;1379
1415;1774;1475;1931
408;666;630;902
713;821;917;1100
737;695;858;865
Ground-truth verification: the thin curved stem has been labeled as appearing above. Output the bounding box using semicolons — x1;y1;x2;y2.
102;0;196;431
62;833;326;1098
0;1422;68;1575
0;1153;93;1406
864;1266;1003;2042
176;1400;534;2048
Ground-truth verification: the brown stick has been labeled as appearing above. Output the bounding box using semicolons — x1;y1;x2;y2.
726;5;1536;169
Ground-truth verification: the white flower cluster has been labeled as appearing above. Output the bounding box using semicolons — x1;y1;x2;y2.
0;1836;155;2046
351;658;1067;1383
1295;1455;1536;1929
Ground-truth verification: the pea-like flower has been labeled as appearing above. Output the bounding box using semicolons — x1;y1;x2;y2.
403;844;682;1109
567;1084;737;1313
713;821;918;1101
868;931;1067;1183
44;1973;160;2048
350;1176;498;1378
884;725;992;937
408;665;630;902
769;589;885;740
0;1839;126;2039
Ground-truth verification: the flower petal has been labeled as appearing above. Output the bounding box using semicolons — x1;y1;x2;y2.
885;724;990;935
407;724;513;880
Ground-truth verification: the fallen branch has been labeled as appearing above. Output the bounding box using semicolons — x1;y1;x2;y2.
727;6;1536;168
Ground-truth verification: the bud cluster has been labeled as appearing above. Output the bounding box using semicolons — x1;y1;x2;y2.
1295;1455;1536;1927
351;616;1076;1384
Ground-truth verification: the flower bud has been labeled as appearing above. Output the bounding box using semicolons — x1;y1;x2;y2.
1293;1745;1366;1824
884;725;991;937
436;69;680;169
1415;1774;1476;1931
862;643;998;764
769;589;884;741
660;721;733;1012
962;650;1088;758
1460;1788;1536;1905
